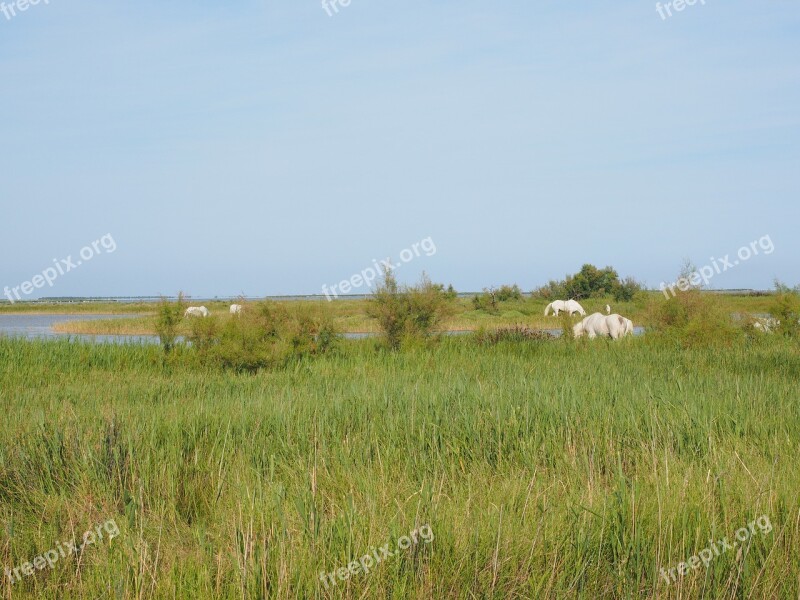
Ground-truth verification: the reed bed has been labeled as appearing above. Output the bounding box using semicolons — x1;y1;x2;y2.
0;334;797;598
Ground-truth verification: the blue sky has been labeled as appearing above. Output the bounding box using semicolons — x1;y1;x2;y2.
1;0;798;298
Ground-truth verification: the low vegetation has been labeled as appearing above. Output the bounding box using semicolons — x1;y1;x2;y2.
154;292;186;353
0;321;798;597
769;280;800;338
366;270;455;349
187;300;339;372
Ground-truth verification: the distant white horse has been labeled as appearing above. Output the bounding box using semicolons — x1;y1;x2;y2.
573;312;631;339
184;306;209;318
605;304;611;314
544;299;586;317
230;304;242;315
753;317;779;332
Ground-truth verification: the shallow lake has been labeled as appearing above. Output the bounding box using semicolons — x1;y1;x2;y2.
0;314;159;344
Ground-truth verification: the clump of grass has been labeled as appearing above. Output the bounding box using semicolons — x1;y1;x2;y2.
474;325;555;345
559;311;576;341
366;270;454;350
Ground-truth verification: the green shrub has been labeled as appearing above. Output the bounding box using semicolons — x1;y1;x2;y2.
613;276;644;302
770;281;800;338
533;265;641;301
472;285;521;312
472;289;498;313
155;293;187;354
188;301;338;372
647;289;740;347
367;270;454;350
496;284;523;301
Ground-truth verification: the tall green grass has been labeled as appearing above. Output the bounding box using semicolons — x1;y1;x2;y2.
0;334;798;598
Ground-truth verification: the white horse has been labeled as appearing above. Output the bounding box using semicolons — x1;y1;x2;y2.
230;304;242;315
184;306;209;318
753;317;779;332
605;304;611;314
544;299;586;317
623;317;634;336
573;312;631;339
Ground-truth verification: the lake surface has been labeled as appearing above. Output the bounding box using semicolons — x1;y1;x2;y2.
0;314;645;345
0;314;159;344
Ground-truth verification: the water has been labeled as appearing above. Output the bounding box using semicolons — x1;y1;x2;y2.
0;314;159;345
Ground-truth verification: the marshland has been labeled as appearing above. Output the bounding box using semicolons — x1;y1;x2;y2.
3;2;799;598
1;272;799;598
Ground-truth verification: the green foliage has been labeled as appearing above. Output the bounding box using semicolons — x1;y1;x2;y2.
472;284;522;313
559;311;576;341
613;276;643;302
496;284;523;301
155;292;186;353
647;289;741;347
188;301;339;372
533;264;642;301
474;325;554;345
443;284;458;300
770;280;800;338
472;289;498;313
367;270;454;350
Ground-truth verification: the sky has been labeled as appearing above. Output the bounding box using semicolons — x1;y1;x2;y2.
1;0;798;299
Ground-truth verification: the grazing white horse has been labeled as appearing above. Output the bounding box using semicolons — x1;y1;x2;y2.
184;306;209;318
573;312;631;339
230;304;242;315
623;317;634;336
544;299;586;317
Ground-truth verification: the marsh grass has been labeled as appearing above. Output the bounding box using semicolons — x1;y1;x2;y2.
0;330;798;598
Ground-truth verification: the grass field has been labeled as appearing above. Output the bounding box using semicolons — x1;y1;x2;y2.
0;315;798;598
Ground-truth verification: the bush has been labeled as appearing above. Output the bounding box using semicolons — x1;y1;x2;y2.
367;270;454;350
472;285;522;313
770;281;800;338
188;301;338;372
647;289;740;347
472;289;498;313
613;276;644;302
533;264;640;301
155;293;187;354
496;284;523;301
